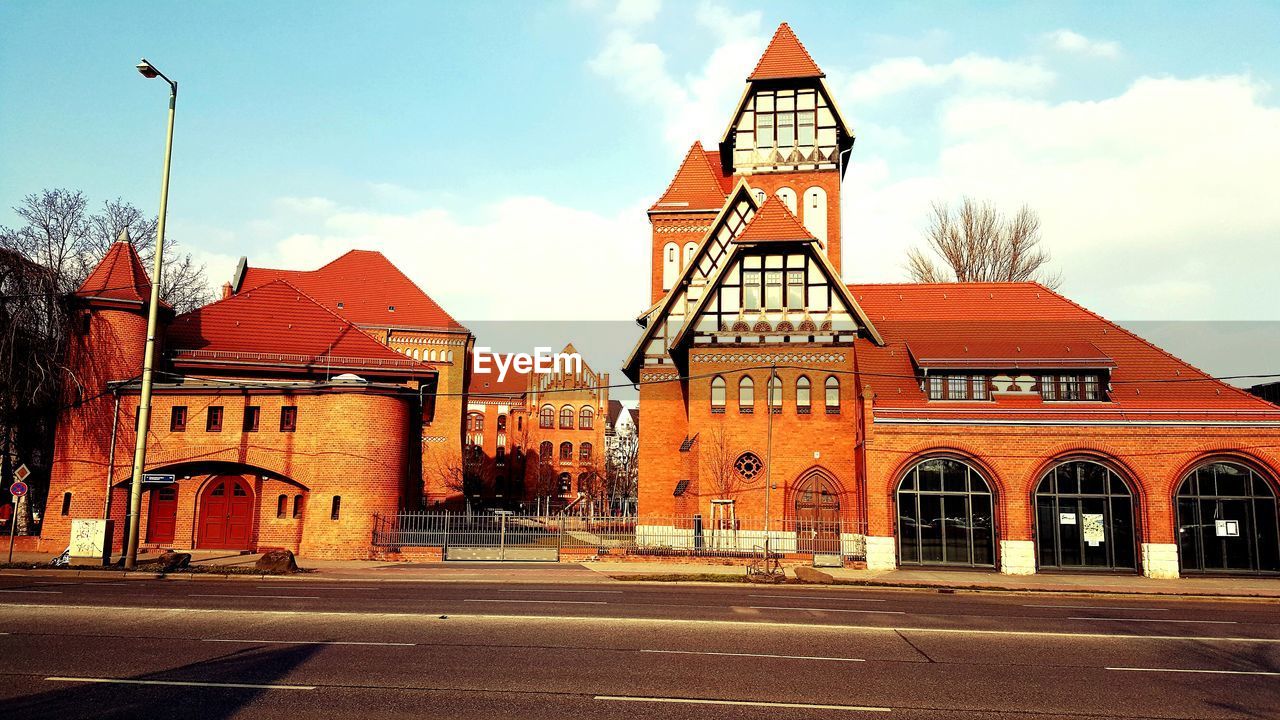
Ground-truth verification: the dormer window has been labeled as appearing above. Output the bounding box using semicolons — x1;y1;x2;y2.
388;305;395;312
1040;374;1103;401
336;302;344;309
928;375;990;401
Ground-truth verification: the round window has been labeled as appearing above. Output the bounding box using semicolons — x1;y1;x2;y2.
734;452;763;481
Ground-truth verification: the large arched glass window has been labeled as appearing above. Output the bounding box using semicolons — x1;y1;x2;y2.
559;405;574;429
683;242;697;267
796;376;811;414
1035;460;1136;570
776;187;797;214
580;442;593;462
1177;461;1279;574
824;376;840;413
539;441;553;466
738;376;754;413
662;242;679;290
579;407;594;430
897;457;995;567
710;376;726;412
559;442;573;462
539;405;554;429
768;374;782;413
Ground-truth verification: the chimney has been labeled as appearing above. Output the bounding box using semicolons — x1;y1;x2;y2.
221;282;233;300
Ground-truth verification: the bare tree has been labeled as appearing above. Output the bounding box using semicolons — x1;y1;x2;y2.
700;423;740;499
605;427;638;512
907;198;1061;289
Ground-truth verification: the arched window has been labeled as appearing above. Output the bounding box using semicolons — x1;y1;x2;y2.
558;472;572;494
579;406;594;430
559;441;573;462
683;242;697;268
776;187;797;214
330;496;342;521
539;405;554;429
710;376;726;412
580;442;593;462
429;350;437;361
413;349;420;360
803;186;827;245
662;242;679;290
768;374;782;413
277;494;287;519
559;405;574;429
897;457;995;567
497;414;507;432
1035;460;1136;570
445;350;453;362
752;188;766;204
825;376;840;413
738;376;754;413
796;376;811;414
292;495;303;519
539;441;553;465
1176;461;1279;574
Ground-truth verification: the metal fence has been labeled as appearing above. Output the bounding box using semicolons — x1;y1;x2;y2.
371;511;867;564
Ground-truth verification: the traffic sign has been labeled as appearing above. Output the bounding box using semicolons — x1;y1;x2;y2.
143;473;176;484
9;481;28;498
13;464;30;482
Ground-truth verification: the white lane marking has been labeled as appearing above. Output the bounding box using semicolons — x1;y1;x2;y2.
254;586;378;591
595;695;890;712
642;649;864;662
497;589;623;594
751;606;905;615
1069;617;1237;624
1026;605;1168;611
464;599;607;605
46;676;315;690
190;594;320;600
8;603;1279;643
202;638;415;646
0;590;61;594
1108;666;1280;676
750;594;886;603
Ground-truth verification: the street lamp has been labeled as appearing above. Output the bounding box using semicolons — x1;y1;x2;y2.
123;58;177;569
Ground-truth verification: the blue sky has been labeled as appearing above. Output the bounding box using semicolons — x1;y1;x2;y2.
3;0;1280;329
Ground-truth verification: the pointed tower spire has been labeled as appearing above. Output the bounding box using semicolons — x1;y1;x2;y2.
649;142;731;213
75;238;155;304
749;23;824;81
733;195;817;244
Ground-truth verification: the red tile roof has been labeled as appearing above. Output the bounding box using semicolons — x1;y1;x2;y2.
167;279;420;372
468;354;532;397
733;195;815;244
238;250;463;331
650;142;731;213
850;282;1280;423
749;23;824;81
908;339;1116;371
76;241;162;306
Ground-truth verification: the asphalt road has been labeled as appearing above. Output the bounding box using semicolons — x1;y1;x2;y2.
0;569;1277;719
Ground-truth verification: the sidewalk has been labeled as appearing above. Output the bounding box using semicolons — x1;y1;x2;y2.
4;550;1278;599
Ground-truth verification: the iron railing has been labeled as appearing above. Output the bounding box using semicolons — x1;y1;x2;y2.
371;511;868;563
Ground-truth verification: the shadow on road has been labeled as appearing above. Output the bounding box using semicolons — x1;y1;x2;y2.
6;643;321;719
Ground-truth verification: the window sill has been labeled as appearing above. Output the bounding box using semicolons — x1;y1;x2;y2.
739;407;754;414
796;407;811;415
825;407;840;415
711;407;725;414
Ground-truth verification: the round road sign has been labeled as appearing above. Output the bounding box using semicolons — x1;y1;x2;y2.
9;481;28;498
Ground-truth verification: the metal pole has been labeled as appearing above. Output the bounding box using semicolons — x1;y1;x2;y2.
124;73;177;570
763;365;777;563
7;497;16;564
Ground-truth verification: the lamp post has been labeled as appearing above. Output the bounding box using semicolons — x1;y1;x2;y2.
123;58;177;569
762;364;779;566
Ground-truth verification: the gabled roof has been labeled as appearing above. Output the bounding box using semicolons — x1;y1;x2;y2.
749;23;825;81
167;279;421;374
76;241;163;306
468;354;532;397
733;196;815;244
851;282;1280;424
649;142;732;213
237;250;464;331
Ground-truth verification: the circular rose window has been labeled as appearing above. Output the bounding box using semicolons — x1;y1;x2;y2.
734;452;763;481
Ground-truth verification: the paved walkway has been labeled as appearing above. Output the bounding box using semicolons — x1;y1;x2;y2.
4;550;1278;598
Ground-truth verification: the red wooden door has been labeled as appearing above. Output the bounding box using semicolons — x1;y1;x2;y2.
198;477;255;549
795;474;841;554
146;485;178;544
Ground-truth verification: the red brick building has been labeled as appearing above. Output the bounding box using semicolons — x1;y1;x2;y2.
38;244;465;559
626;23;1280;578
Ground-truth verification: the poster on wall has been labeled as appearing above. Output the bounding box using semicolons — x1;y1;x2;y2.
1215;520;1240;537
1081;514;1106;546
1059;513;1076;525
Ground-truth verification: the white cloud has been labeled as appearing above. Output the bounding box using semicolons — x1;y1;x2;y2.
1043;29;1121;58
844;74;1280;319
845;54;1055;103
196;193;651;321
608;0;661;26
587;1;767;154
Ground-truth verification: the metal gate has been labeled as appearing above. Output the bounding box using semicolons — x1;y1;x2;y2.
444;512;560;562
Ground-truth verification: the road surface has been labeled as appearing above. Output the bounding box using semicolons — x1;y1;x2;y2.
1;566;1277;719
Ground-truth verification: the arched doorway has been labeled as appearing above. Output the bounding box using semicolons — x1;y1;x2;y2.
793;471;840;554
1034;460;1136;571
897;457;995;567
1176;461;1280;574
197;476;255;550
